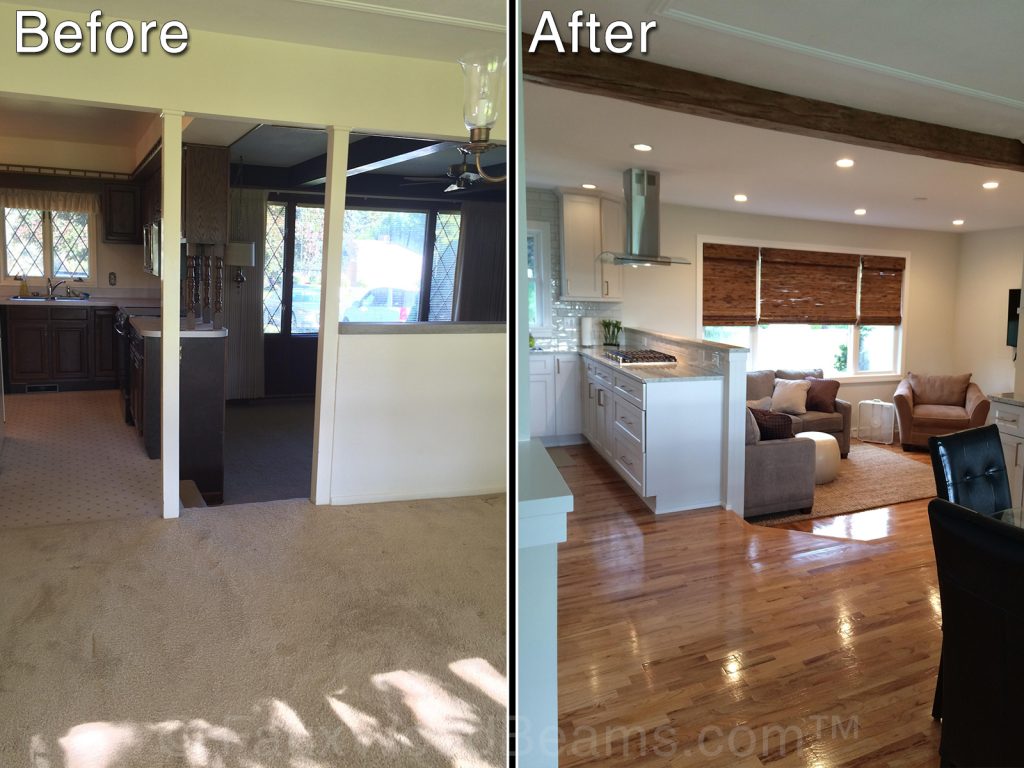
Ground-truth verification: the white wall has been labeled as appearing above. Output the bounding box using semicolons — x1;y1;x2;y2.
330;332;507;505
622;203;963;428
953;226;1024;396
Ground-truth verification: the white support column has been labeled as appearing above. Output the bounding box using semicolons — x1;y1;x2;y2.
160;110;184;519
311;126;350;504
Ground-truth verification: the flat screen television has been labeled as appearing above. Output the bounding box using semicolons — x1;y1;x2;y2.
1009;288;1021;347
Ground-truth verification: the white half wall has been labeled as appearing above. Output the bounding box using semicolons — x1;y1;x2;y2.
330;332;507;505
954;226;1024;397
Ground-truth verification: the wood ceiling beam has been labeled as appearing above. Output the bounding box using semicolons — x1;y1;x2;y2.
522;34;1024;171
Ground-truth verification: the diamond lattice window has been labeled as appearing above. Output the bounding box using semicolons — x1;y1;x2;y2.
429;213;460;321
51;211;90;279
263;202;287;334
4;207;45;277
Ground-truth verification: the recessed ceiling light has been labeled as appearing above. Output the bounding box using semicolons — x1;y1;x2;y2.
854;208;867;216
633;143;652;152
581;183;597;190
836;158;855;168
952;219;965;226
733;194;748;202
983;181;1000;190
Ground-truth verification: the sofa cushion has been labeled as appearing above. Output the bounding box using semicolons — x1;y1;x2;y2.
912;403;971;430
747;370;776;401
750;408;795;440
747;396;772;411
745;408;760;445
908;371;972;406
805;377;840;413
772;378;811;415
776;368;824;381
795;410;844;433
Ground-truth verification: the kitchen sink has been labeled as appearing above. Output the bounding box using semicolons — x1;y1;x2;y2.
9;296;49;301
9;295;88;301
53;296;88;301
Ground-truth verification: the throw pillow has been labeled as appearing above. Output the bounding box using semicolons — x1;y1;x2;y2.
805;377;840;413
746;396;772;411
745;408;760;445
771;378;811;415
749;408;794;441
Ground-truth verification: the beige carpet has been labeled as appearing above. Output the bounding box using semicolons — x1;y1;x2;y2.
0;390;162;528
0;494;507;767
756;440;936;525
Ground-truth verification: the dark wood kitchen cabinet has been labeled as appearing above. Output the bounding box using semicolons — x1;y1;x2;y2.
4;306;117;392
103;185;143;243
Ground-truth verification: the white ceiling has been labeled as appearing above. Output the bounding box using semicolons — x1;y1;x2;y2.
32;0;504;61
522;0;1024;232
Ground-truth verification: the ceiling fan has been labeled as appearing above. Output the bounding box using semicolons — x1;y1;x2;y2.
401;149;484;193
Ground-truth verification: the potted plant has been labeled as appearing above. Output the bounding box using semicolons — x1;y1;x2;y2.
601;319;622;347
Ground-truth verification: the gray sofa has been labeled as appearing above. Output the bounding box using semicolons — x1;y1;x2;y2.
744;408;815;518
747;368;852;458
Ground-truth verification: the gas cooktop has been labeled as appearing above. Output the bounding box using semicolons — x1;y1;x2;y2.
603;348;677;366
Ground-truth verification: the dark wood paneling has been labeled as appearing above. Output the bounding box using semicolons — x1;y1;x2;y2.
7;317;49;381
184;145;230;243
522;34;1024;172
180;337;227;504
264;334;318;397
50;322;89;380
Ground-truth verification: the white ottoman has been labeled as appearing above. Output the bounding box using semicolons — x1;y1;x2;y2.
795;431;841;484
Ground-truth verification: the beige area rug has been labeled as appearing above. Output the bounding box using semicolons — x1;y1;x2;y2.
0;390;162;528
0;494;507;767
755;440;936;526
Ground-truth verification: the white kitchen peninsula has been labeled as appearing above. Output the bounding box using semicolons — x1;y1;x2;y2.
579;327;748;515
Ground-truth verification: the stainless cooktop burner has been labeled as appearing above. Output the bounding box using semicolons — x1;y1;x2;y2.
603;348;677;366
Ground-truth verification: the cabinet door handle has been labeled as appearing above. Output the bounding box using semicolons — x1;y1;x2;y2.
1016;442;1021;468
603;280;609;296
556;358;561;374
597;389;604;407
588;383;594;399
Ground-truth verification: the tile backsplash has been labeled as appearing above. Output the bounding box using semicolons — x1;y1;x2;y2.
528;188;620;350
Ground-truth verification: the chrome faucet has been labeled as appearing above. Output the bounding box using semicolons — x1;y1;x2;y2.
46;278;66;298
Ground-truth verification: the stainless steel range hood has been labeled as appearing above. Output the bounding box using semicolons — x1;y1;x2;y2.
602;169;691;267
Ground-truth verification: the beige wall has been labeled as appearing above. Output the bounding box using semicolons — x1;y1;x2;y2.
953;226;1024;396
621;203;963;428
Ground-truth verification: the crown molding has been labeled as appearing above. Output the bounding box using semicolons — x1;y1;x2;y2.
288;0;503;34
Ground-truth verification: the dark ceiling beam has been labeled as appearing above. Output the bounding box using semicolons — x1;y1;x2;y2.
347;140;459;177
289;153;327;186
522;34;1024;171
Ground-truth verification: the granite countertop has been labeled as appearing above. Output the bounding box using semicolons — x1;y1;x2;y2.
579;346;723;383
991;393;1024;408
130;316;228;338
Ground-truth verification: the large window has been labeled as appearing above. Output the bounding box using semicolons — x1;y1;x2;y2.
3;207;92;281
702;242;904;377
525;220;551;334
262;200;461;333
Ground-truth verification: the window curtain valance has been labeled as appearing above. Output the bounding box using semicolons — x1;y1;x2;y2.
0;189;100;214
702;242;758;326
859;255;906;325
760;248;860;324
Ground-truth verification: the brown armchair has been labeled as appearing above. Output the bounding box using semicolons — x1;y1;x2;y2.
894;372;990;450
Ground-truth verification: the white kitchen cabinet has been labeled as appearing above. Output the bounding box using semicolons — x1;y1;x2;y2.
529;355;555;438
530;353;584;445
554;354;582;437
580;352;723;514
993;398;1024;508
559;192;624;301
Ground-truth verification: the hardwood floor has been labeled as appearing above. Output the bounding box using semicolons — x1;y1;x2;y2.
554;443;942;767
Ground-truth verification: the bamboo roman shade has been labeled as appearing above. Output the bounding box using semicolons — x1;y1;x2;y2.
759;248;860;324
859;255;906;325
702;242;758;325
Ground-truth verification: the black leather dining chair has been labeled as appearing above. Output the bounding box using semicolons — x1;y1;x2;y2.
928;498;1024;768
928;423;1011;516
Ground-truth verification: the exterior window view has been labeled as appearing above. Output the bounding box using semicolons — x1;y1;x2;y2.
0;2;507;766
518;3;1024;768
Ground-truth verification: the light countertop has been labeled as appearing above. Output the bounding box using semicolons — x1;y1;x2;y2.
129;316;228;338
992;393;1024;408
579;346;723;383
0;296;160;309
518;438;573;548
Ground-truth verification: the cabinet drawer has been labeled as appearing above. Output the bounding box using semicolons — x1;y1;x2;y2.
614;373;644;408
529;354;553;375
994;402;1024;438
592;362;614;387
613;432;645;495
613;395;643;445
